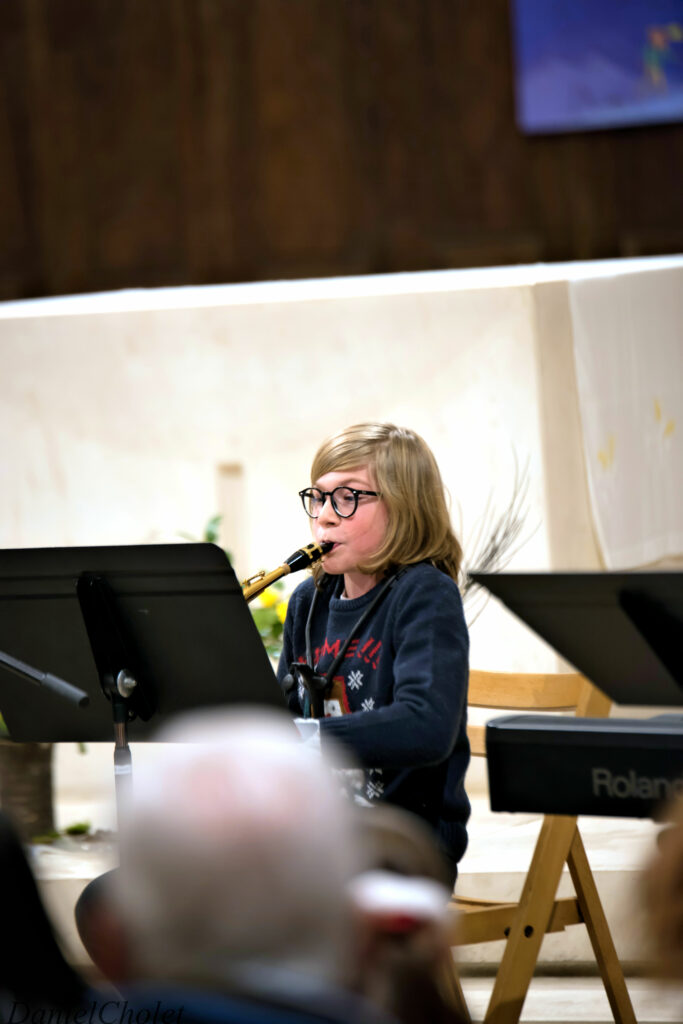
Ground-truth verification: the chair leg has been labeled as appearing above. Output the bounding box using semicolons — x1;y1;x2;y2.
484;816;578;1024
440;952;472;1022
567;830;637;1024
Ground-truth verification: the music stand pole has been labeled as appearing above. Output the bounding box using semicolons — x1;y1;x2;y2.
112;686;134;818
76;573;155;825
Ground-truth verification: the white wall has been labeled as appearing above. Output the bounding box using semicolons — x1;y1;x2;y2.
0;266;584;673
2;258;680;813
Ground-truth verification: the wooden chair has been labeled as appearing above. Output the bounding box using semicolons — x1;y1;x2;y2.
442;670;637;1024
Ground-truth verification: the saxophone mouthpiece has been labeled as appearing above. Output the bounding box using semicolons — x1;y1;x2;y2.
284;541;333;573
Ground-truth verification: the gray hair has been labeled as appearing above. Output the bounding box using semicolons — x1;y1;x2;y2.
114;708;364;987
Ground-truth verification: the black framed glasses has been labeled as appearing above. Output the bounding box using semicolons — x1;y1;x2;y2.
299;486;380;519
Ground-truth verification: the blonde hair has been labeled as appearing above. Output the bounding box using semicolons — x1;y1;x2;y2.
310;423;463;585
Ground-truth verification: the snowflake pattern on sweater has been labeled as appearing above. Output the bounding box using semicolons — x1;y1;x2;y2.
278;563;471;861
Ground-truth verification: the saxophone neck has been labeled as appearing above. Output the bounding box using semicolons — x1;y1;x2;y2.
242;564;290;603
241;540;332;603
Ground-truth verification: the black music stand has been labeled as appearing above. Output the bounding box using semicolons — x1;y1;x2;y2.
470;570;683;706
0;544;284;818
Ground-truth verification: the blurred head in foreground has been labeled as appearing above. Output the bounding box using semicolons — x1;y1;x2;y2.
349;805;462;1024
1;810;87;1010
642;800;683;980
113;708;364;987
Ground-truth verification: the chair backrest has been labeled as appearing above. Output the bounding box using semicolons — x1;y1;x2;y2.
466;670;608;757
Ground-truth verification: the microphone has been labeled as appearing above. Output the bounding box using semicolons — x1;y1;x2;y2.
284;541;333;573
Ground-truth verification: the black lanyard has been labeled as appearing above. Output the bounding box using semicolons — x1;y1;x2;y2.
291;569;405;718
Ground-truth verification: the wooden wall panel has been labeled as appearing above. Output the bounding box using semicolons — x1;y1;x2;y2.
250;0;359;272
35;1;186;292
0;2;40;296
171;0;254;280
0;0;682;300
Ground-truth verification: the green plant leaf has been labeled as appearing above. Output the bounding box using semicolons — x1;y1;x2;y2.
32;830;61;845
64;821;91;835
203;514;223;545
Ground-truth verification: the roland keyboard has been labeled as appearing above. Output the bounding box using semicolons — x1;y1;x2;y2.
486;713;683;819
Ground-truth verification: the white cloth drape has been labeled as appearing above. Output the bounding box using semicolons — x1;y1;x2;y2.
568;265;683;569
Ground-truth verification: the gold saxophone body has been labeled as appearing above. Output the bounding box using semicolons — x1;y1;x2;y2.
241;541;332;603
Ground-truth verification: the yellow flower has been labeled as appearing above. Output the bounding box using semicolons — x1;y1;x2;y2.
276;600;289;624
258;589;279;609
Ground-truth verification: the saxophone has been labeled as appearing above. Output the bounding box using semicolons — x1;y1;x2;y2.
241;541;332;603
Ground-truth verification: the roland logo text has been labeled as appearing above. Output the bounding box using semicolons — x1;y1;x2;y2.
592;768;683;802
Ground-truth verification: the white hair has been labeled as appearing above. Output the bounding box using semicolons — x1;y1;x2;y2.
115;708;364;986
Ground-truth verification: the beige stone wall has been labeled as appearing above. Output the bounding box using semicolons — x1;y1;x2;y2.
0;267;578;672
5;260;680;976
1;259;678;809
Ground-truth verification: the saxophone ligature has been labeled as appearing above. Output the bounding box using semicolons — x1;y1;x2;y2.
241;541;333;603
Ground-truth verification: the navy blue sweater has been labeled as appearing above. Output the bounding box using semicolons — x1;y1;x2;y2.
277;563;470;865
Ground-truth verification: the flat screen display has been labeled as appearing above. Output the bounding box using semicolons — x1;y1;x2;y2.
511;0;683;134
